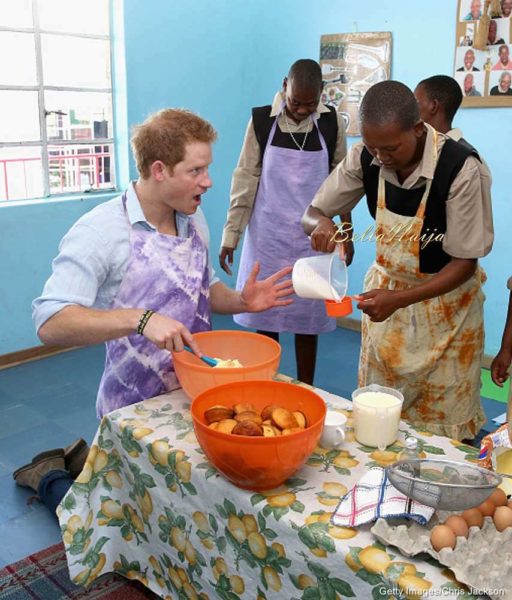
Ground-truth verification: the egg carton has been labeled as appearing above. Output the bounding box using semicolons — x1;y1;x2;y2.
371;512;512;599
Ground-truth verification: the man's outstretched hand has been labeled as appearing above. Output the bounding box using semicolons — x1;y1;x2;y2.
240;262;294;312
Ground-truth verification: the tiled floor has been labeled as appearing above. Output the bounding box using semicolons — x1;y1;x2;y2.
0;315;505;567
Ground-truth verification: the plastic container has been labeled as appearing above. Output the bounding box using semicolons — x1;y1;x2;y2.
191;380;327;490
172;330;280;399
292;252;347;301
293;253;354;317
352;383;404;449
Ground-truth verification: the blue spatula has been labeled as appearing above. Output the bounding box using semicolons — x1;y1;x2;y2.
183;345;218;367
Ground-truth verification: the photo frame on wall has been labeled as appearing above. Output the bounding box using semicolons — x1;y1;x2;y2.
319;32;392;136
455;0;512;106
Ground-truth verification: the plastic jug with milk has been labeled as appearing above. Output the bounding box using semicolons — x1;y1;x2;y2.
352;383;404;449
292;252;352;317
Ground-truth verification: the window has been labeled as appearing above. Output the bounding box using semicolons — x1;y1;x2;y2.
0;0;115;202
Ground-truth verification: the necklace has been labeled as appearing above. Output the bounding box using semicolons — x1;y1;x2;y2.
284;113;311;151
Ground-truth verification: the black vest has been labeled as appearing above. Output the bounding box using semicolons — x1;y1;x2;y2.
251;104;338;171
457;136;479;156
360;138;479;274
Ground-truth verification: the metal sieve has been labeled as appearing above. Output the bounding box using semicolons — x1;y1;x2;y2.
386;458;503;511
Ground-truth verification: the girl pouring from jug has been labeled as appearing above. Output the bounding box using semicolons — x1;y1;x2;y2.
302;80;494;442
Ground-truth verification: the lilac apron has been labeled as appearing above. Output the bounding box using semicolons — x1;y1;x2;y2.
96;195;211;417
235;107;335;334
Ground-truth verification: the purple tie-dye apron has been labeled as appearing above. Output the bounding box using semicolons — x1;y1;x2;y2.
96;195;211;417
234;107;335;334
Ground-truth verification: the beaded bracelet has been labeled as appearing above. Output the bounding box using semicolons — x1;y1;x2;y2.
136;309;154;335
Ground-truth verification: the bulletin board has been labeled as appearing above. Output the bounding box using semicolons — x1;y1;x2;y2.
319;32;392;136
455;0;512;106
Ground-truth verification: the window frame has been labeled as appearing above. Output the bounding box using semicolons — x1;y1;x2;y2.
0;0;116;201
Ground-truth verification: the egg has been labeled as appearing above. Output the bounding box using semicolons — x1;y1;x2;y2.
444;515;469;538
477;499;495;518
489;488;508;507
461;508;484;529
430;524;456;551
493;506;512;532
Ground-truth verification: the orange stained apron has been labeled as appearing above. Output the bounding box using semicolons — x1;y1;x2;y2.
358;132;486;441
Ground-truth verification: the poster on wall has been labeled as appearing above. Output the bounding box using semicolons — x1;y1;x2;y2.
319;32;392;136
455;0;512;106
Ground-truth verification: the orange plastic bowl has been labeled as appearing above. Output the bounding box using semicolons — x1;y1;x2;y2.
172;330;281;399
191;380;326;491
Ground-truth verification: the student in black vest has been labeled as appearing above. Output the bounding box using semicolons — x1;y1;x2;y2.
414;75;467;143
415;75;483;147
302;80;493;441
414;75;493;242
219;59;352;385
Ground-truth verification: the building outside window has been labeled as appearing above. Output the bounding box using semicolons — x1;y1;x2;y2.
0;0;115;202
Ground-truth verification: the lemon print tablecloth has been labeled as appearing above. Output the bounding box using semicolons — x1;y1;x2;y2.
58;376;484;599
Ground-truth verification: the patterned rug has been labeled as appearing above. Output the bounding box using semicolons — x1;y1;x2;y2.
0;543;159;599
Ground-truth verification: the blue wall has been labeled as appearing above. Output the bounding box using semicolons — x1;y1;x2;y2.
123;0;511;356
0;194;117;354
1;0;510;356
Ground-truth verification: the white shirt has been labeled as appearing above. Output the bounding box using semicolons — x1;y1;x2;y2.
32;183;219;332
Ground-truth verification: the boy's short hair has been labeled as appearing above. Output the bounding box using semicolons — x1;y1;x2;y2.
416;75;463;122
360;80;419;131
131;109;217;178
288;59;323;91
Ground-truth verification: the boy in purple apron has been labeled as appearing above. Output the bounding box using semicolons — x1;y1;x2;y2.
219;59;352;385
15;108;293;513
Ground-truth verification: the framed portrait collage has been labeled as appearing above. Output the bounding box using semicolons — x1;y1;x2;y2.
455;0;512;106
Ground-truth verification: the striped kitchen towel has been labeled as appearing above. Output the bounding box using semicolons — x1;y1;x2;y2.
331;466;435;527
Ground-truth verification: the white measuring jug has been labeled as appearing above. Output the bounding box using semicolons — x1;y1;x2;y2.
292;252;348;301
